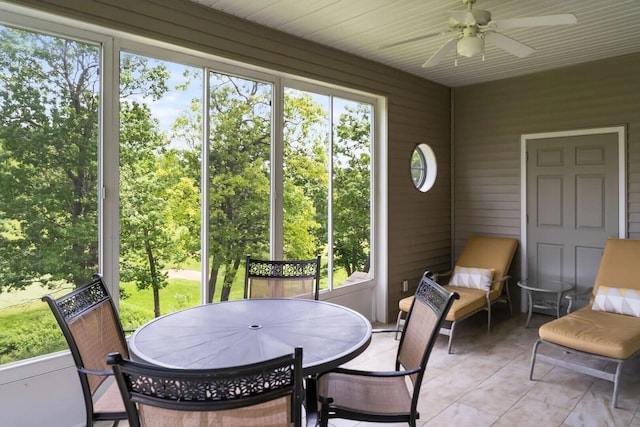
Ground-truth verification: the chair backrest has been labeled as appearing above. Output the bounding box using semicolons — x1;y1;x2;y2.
397;272;458;399
108;347;304;427
42;274;129;417
591;237;640;303
244;255;321;300
453;235;518;294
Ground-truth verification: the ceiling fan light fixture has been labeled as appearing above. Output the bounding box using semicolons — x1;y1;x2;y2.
457;36;484;58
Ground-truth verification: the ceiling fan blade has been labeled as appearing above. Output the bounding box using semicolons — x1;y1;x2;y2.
449;10;476;25
422;37;459;68
485;32;534;58
491;13;577;30
377;31;446;49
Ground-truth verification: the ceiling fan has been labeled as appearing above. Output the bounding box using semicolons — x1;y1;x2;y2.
379;0;577;68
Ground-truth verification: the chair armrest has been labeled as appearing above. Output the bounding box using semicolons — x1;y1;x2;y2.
372;328;402;335
565;287;592;313
321;366;420;378
492;275;510;284
78;367;113;376
432;270;452;283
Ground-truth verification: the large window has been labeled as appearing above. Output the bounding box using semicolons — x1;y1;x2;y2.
118;52;203;323
0;13;377;365
283;89;372;289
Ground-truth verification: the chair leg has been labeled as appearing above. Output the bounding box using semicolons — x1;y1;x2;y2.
505;280;513;316
447;322;456;354
612;360;623;408
529;339;542;380
395;310;405;340
318;400;330;427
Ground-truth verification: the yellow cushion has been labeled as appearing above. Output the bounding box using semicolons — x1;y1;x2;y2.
592;238;640;304
400;285;500;321
539;306;640;359
455;236;518;294
398;295;413;313
442;286;486;320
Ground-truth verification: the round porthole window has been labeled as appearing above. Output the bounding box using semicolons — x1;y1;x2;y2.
410;143;437;192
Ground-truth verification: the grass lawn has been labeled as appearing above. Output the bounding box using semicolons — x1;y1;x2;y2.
0;263;353;364
0;282;72;309
0;269;247;364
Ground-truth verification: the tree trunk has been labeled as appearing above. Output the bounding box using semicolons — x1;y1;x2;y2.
152;285;160;318
144;228;161;318
220;257;241;301
207;264;219;303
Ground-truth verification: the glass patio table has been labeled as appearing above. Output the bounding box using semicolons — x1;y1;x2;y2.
517;280;575;327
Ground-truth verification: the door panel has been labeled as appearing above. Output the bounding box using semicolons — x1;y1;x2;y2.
527;133;618;311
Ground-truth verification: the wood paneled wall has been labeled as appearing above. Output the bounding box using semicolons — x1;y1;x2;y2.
7;0;452;321
453;53;640;303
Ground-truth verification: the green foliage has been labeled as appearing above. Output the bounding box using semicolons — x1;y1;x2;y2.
333;104;372;275
119;54;191;317
0;28;100;290
283;91;328;259
0;305;66;364
119;301;154;331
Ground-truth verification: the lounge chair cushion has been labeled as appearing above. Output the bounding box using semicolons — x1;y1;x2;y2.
539;306;640;359
592;286;640;317
400;285;500;322
398;295;413;313
440;286;500;321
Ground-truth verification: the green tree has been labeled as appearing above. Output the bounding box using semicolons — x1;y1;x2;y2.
333;104;371;276
119;55;199;317
0;28;100;291
282;92;328;259
205;74;272;301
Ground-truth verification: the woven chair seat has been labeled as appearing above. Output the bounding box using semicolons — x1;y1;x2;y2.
318;372;411;415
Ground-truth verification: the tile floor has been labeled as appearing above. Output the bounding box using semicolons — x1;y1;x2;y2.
333;310;640;427
101;309;640;427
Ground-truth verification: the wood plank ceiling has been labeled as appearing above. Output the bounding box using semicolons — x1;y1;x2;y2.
190;0;640;87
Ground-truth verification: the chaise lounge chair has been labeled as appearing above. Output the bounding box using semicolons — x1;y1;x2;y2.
396;235;518;353
529;237;640;408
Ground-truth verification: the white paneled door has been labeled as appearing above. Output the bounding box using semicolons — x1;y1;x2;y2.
525;129;622;311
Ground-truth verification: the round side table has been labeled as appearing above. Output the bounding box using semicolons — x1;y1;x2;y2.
517;280;575;327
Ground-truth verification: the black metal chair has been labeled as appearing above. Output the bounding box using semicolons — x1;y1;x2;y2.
244;255;321;300
317;272;458;427
42;273;128;426
107;347;304;427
